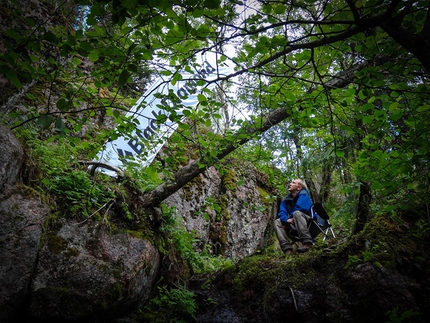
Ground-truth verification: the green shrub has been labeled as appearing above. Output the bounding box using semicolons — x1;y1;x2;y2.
144;285;197;323
49;169;115;216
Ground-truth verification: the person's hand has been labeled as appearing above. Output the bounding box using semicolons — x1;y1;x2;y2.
287;218;294;225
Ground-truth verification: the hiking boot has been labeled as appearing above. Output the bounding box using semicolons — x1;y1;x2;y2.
297;243;312;253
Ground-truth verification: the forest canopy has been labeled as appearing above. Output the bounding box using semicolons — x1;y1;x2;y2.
0;0;429;233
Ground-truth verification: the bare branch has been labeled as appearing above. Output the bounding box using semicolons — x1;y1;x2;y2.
79;161;124;178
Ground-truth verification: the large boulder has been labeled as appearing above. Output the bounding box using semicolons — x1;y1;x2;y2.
0;189;161;323
28;220;160;322
165;163;277;260
0;192;48;322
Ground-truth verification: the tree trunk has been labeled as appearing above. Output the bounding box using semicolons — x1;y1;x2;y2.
352;181;372;235
320;164;332;203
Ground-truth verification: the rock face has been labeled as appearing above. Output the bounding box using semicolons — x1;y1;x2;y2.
0;123;24;192
0;190;161;323
28;220;160;322
0;192;48;323
165;164;277;260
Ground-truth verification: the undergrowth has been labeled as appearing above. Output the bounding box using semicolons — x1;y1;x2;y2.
159;204;234;275
15;126;164;222
142;284;197;323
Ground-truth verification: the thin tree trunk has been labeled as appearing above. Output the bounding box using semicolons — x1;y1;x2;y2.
320;164;332;202
352;181;372;235
304;175;321;203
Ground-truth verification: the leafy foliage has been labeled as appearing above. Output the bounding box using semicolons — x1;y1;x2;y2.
49;169;114;216
1;0;430;244
158;204;233;275
143;285;197;323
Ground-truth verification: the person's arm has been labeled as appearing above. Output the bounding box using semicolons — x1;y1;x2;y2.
278;200;291;223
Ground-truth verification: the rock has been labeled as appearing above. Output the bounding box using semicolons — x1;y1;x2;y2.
0;192;48;322
0;123;24;192
165;164;277;261
28;220;160;322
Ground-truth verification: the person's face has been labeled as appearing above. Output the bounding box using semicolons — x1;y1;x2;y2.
288;180;301;192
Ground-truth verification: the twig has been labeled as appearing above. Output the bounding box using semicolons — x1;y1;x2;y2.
76;200;113;225
289;286;298;312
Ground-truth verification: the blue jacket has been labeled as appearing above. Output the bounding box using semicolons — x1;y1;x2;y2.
278;189;314;224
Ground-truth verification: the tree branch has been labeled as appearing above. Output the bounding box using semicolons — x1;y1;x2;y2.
137;52;390;208
80;161;124;178
139;108;290;207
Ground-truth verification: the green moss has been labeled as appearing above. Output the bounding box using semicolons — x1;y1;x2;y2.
257;186;274;211
8;184;43;200
113;269;122;280
47;235;67;254
222;170;237;192
46;233;79;258
64;247;80;257
126;230;144;239
182;175;204;202
207;194;231;255
337;214;416;270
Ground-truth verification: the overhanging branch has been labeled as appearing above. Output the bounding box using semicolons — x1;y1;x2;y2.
139;108;291;207
137;52;392;208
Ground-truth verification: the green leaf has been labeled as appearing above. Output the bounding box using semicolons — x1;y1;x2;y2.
370;181;384;190
160;70;172;76
118;70;130;86
388;102;399;112
362;115;373;125
204;0;221;9
336;150;345;158
80;41;94;52
56;98;66;110
182;109;191;117
55;118;66;136
371;79;385;87
192;8;204;18
43;31;58;44
371;150;383;158
86;16;98;26
355;32;366;41
390;151;399;158
156;114;167;123
417;105;429;112
274;4;286;14
37;115;54;129
123;0;138;8
197;94;207;105
6;70;21;90
362;103;374;112
89;50;99;62
171;73;183;86
285;92;296;104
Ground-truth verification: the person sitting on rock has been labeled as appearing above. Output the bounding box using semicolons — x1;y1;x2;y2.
274;179;315;254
